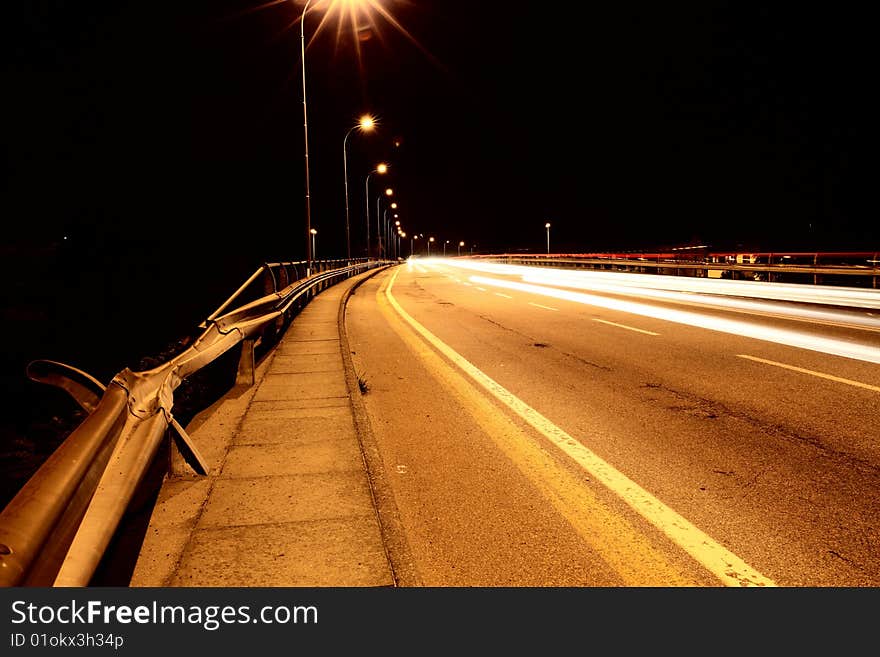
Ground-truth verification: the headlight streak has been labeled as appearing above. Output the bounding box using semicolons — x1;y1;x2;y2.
467;275;880;366
517;271;880;332
446;260;880;311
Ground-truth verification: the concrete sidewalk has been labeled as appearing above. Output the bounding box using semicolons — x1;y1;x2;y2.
130;269;395;587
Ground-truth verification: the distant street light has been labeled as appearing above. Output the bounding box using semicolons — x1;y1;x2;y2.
545;222;551;254
343;114;375;261
365;163;388;258
377;187;394;259
310;228;318;261
458;240;465;257
428;236;435;256
411;234;418;257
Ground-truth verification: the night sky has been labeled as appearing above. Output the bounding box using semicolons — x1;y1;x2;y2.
1;1;878;436
5;0;878;261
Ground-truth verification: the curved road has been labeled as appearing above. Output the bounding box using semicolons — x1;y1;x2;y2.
345;259;880;586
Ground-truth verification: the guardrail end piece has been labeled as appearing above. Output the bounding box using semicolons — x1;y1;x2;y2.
169;417;209;476
26;359;106;414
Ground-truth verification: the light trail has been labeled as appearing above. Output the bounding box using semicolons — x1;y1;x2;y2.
467;275;880;365
443;259;880;311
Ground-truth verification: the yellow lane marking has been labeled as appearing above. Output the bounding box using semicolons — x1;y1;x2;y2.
528;302;559;312
385;267;775;587
737;355;880;393
377;278;695;586
593;318;660;336
494;292;513;299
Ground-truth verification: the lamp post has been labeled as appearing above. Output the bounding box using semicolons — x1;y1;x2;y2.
365;163;387;258
310;228;318;261
428;236;435;256
545;222;551;254
411;234;418;257
377;187;393;259
458;240;464;257
300;0;316;275
343;115;375;261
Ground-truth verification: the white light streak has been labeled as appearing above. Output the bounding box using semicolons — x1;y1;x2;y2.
468;275;880;365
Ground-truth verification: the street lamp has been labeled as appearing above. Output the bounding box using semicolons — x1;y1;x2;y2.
428;236;435;256
310;228;318;260
444;239;450;256
377;187;393;259
365;163;388;258
411;234;418;257
545;222;551;254
458;240;464;257
300;0;316;274
343;114;375;261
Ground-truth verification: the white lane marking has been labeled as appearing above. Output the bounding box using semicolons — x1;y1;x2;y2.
528;302;559;312
593;318;659;336
386;268;775;587
737;355;880;393
462;282;472;286
494;292;513;299
476;287;487;292
468;275;880;365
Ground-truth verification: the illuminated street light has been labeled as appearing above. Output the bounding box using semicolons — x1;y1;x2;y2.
310;227;318;260
343;114;376;261
458;240;465;257
377;188;396;259
365;163;388;258
428;236;435;256
411;234;418;257
545;222;551;254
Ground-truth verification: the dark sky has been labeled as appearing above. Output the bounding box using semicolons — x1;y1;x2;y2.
3;0;878;263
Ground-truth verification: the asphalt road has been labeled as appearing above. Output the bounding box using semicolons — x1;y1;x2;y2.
345;259;880;586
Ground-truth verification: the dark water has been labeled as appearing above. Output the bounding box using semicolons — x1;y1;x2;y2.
0;238;259;511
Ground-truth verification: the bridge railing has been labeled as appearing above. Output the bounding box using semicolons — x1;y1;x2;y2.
0;258;383;587
468;252;880;288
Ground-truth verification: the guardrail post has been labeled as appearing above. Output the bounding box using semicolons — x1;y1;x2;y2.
236;338;256;387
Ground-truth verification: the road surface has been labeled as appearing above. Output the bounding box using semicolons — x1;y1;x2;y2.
345;259;880;586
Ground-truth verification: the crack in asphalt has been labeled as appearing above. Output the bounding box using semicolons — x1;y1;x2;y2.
639;380;880;479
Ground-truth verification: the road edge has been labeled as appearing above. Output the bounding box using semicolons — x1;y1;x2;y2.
338;264;423;587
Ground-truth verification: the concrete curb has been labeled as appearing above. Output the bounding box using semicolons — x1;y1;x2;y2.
338;265;423;587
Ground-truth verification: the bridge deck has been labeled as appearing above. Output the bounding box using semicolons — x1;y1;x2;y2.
130;271;394;587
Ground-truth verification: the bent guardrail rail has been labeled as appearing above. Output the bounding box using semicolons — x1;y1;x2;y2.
0;259;384;587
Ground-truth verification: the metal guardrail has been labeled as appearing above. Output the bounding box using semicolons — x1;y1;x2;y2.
0;258;384;587
470;253;880;288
